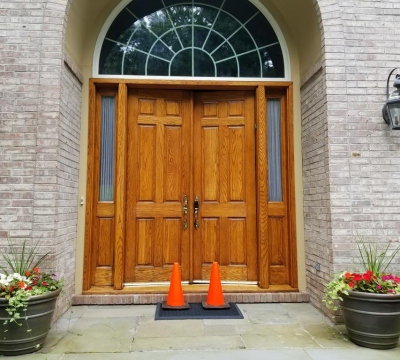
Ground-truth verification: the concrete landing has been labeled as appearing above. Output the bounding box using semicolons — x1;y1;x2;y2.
10;303;400;359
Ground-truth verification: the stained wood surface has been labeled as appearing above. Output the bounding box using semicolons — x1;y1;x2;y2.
84;80;298;292
193;91;257;282
125;89;191;282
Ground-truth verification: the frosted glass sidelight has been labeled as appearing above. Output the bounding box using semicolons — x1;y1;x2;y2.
267;99;282;202
99;96;116;202
99;0;284;78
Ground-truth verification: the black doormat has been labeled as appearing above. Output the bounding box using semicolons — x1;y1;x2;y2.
155;302;243;320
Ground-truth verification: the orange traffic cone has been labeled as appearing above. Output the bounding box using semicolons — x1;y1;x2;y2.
202;262;230;309
162;263;189;309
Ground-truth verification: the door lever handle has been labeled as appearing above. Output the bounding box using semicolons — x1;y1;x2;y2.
194;195;199;230
182;195;188;230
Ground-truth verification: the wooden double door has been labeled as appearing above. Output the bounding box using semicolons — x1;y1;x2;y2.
124;89;257;284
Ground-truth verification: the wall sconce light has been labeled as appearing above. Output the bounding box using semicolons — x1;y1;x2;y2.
383;68;400;130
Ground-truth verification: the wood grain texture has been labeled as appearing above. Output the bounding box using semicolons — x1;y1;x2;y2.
85;81;298;293
287;84;298;288
113;83;127;290
83;283;299;295
265;89;295;287
94;267;113;286
125;89;191;283
84;84;118;289
91;78;291;90
193;91;257;282
256;85;269;288
83;80;97;290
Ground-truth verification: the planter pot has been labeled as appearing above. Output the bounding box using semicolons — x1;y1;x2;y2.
341;290;400;349
0;288;61;356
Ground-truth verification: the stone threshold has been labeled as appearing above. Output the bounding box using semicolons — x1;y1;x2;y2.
72;292;310;305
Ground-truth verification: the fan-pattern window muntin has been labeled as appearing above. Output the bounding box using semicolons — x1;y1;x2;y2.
99;0;285;78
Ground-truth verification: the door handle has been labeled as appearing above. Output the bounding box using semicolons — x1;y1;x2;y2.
194;195;199;230
182;195;188;230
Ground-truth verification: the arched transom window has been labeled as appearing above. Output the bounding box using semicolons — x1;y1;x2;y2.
98;0;285;78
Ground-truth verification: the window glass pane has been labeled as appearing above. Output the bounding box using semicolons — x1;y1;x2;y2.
194;27;211;48
193;6;217;27
99;40;124;75
260;46;284;78
99;97;115;202
123;51;147;75
203;32;224;53
212;12;240;39
106;10;136;43
147;57;170;76
160;31;183;53
222;0;258;24
217;58;238;77
267;99;282;202
194;49;215;77
149;40;174;61
176;26;192;48
239;51;261;77
167;6;193;27
126;0;163;20
99;0;284;78
246;13;279;48
170;49;192;76
229;29;254;54
212;42;235;62
127;24;157;53
141;9;170;37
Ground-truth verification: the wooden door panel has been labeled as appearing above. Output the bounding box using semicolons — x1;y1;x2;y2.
125;89;191;283
137;126;156;200
193;91;257;282
93;217;114;286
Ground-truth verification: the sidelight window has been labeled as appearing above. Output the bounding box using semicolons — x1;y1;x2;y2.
99;96;116;202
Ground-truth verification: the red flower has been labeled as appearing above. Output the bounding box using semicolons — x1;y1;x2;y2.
345;272;352;279
9;285;14;292
18;281;25;289
349;281;355;288
353;274;363;282
33;267;39;273
25;271;31;277
25;286;32;291
363;273;371;281
42;281;47;286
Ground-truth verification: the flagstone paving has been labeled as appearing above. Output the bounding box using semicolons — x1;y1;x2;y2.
7;303;400;360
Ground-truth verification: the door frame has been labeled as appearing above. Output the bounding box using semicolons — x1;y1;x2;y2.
83;79;297;292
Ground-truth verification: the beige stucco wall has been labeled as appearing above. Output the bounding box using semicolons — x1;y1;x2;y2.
66;0;322;294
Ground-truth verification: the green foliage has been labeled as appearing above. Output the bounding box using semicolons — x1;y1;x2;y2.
323;239;400;311
0;269;63;325
357;240;400;276
0;239;63;327
0;238;50;276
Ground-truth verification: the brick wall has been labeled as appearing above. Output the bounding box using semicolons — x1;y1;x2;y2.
54;61;81;315
0;1;46;245
301;63;331;314
302;0;400;318
0;0;81;317
333;0;400;274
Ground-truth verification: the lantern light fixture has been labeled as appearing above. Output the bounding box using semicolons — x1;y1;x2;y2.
383;67;400;130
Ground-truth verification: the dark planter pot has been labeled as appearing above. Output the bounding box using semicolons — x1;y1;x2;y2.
0;288;61;356
341;290;400;350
